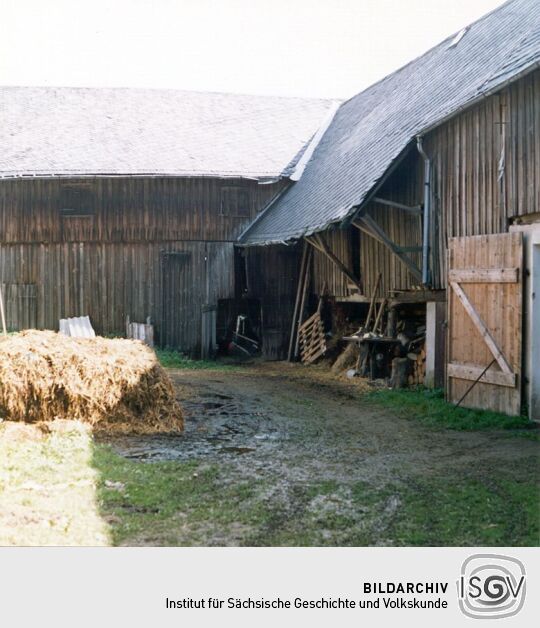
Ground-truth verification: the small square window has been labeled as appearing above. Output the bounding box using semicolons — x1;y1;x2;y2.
220;186;250;218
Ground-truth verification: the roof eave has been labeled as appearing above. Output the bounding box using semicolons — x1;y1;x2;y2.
0;171;289;182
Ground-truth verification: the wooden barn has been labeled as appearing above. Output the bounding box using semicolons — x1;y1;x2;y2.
0;87;333;357
240;0;540;418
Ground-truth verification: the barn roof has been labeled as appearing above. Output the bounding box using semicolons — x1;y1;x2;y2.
241;0;540;245
0;87;333;180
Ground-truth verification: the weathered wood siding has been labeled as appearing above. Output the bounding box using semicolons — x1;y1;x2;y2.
427;69;540;288
312;229;355;297
0;241;234;345
358;150;424;297
0;176;286;354
0;177;284;243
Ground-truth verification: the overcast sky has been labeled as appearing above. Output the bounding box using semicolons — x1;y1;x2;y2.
1;0;506;99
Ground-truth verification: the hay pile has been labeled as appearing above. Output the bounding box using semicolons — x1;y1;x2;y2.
0;330;183;434
331;342;359;374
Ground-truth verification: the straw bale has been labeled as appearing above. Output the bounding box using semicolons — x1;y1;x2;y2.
0;331;183;434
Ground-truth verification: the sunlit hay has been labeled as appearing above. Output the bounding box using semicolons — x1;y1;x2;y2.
0;330;183;434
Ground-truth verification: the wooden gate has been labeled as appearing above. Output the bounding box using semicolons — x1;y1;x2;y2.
447;233;523;415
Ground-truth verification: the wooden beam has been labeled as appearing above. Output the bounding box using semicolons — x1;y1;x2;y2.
351;221;386;247
388;289;446;306
397;246;423;254
447;362;516;388
305;234;363;293
373;197;423;215
449;281;513;375
448;268;519;283
353;215;423;281
287;241;309;361
364;272;382;332
304;236;325;253
294;246;313;359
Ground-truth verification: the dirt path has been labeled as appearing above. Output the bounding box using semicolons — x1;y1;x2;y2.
109;363;537;481
102;363;538;545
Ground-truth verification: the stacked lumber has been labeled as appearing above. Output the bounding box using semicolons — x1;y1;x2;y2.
299;310;326;364
408;345;426;386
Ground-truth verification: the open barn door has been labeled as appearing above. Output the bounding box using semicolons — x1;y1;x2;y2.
447;233;523;415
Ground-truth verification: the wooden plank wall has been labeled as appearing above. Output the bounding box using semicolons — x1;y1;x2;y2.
310;150;424;299
312;229;354;297
0;283;37;330
0;177;286;243
426;70;539;288
358;149;424;296
0;176;284;353
0;241;235;354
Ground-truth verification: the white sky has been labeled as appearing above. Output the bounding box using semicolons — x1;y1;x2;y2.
1;0;506;99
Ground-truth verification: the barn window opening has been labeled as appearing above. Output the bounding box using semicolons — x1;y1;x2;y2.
220;186;250;217
59;185;95;217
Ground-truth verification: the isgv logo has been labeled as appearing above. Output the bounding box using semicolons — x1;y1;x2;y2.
457;554;526;619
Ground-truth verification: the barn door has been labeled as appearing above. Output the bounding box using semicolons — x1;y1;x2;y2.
447;233;523;415
161;251;192;349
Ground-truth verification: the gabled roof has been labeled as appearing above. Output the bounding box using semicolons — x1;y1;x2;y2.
0;87;333;180
241;0;540;244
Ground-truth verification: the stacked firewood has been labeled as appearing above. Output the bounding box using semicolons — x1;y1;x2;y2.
407;344;426;386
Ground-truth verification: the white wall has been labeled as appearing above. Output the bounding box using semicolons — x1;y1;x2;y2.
510;224;540;421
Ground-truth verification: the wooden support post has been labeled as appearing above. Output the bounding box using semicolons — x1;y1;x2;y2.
386;306;397;337
287;242;309;361
294;246;313;360
373;298;387;334
364;272;382;331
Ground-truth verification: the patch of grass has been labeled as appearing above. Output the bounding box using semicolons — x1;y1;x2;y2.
93;446;539;546
368;387;536;433
387;475;540;546
93;445;378;546
92;444;265;545
0;422;110;546
155;349;240;371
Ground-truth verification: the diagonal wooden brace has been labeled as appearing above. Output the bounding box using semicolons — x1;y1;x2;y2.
449;280;513;375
